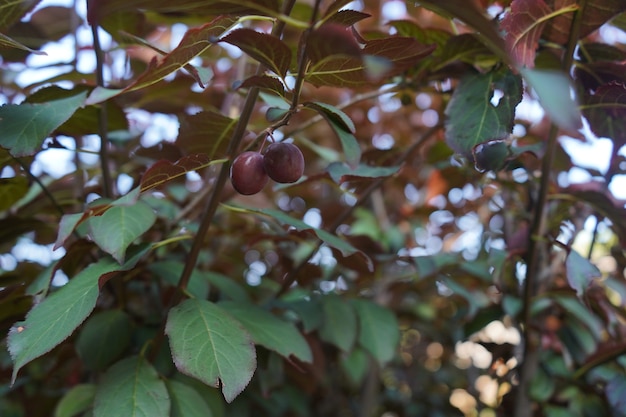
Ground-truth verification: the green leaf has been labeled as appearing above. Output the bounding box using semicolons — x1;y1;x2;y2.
223;204;372;269
529;365;556;402
8;255;144;383
304;102;360;167
93;356;170;417
286;297;323;333
319;294;357;352
352;299;399;366
220;28;291;77
204;271;250;302
165;298;256;403
76;310;132;371
445;68;522;157
54;384;96;417
0;176;29;211
148;260;209;299
520;68;582;131
219;301;313;363
166;380;214;417
327;162;400;183
88;200;156;263
565;249;601;297
340;348;369;386
0;91;87;157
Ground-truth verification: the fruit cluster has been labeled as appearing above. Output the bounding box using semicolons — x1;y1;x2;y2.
230;142;304;195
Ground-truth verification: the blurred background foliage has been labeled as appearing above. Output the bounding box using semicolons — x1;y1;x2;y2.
1;0;626;416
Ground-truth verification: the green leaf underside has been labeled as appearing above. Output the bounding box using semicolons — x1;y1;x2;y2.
444;68;522;157
520;68;582;131
565;249;601;297
304;102;360;167
223;204;372;269
54;384;96;417
352;299;400;366
0;92;87;157
88;200;157;264
8;256;143;383
165;299;256;403
93;356;170;417
327;162;400;183
319;294;357;351
76;310;133;371
166;380;214;417
304;101;355;132
219;301;313;363
220;28;291;78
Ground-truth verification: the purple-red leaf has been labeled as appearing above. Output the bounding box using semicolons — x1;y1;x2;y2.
321;9;371;27
176;111;238;158
124;17;236;93
307;24;362;63
582;81;626;148
234;75;285;96
140;153;214;193
542;0;626;44
501;0;556;68
220;28;291;78
305;37;435;87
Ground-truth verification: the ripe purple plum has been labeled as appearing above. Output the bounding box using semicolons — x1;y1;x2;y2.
230;151;269;195
263;142;304;184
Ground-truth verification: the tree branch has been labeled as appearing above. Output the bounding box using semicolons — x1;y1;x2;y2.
514;2;587;415
91;23;114;199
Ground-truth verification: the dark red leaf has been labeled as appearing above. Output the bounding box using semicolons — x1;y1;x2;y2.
322;9;371;27
234;75;285;96
307;24;362;63
582;82;626;148
140;153;213;192
501;0;555;68
542;0;626;44
176;111;238;158
220;28;292;77
305;37;435;87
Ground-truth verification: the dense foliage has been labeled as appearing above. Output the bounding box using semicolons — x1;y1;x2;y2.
1;0;626;416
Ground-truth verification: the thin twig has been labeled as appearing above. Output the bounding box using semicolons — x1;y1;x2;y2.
91;23;114;198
